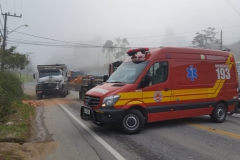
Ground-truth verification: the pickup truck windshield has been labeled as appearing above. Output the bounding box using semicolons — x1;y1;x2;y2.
39;70;61;78
107;61;149;84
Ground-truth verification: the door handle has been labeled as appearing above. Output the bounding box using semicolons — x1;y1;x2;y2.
164;88;170;91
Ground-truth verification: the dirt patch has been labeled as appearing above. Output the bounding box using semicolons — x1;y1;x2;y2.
0;141;57;160
42;99;76;106
0;105;57;160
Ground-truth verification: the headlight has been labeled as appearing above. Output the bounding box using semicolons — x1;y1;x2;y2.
37;84;42;89
56;83;59;89
102;95;120;107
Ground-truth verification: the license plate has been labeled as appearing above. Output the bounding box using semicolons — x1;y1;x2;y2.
37;91;42;93
84;108;90;115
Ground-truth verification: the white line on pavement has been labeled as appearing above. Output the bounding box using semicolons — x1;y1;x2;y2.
59;104;126;160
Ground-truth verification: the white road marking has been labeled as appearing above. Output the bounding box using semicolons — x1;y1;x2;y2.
60;104;126;160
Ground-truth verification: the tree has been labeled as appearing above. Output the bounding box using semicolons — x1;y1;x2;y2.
102;40;115;63
113;38;130;60
102;38;130;62
192;27;220;49
0;46;29;71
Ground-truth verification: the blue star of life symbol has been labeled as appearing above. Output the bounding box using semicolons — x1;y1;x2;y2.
186;65;198;81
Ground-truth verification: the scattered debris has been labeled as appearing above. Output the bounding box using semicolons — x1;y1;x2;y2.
6;122;14;125
22;100;42;107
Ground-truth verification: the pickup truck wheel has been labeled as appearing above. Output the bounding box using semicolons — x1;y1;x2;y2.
60;91;67;98
81;88;87;100
79;91;82;99
121;109;145;134
211;103;227;123
37;93;43;100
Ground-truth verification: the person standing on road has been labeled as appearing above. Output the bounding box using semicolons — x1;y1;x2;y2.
88;78;95;90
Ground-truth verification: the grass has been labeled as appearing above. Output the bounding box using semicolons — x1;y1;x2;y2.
0;94;34;159
0;150;23;160
0;94;34;143
20;73;33;83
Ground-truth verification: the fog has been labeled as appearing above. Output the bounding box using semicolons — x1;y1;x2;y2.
1;0;240;73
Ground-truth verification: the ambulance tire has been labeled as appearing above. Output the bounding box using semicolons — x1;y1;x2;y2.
227;111;234;116
211;103;227;123
121;109;145;134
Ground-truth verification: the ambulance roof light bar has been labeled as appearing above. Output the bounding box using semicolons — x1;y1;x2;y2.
127;48;149;56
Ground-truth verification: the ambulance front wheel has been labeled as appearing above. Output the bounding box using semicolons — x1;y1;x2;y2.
210;103;227;123
121;109;145;134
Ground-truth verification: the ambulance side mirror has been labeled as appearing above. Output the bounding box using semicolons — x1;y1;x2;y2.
33;74;35;79
140;74;152;88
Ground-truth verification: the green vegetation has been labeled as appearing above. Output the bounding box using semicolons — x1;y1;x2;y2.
0;71;23;121
0;47;33;159
0;149;23;160
0;71;34;142
0;97;34;143
102;37;130;61
0;71;34;159
192;27;220;49
0;46;29;71
20;73;33;83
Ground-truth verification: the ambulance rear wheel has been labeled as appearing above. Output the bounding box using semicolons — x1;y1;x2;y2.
211;103;227;123
227;111;234;116
121;109;145;134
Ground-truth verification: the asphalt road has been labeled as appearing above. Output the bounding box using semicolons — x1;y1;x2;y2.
25;82;240;160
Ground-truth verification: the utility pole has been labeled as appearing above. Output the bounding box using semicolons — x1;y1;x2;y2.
26;52;33;78
98;55;99;66
2;13;7;51
220;30;222;50
1;13;22;71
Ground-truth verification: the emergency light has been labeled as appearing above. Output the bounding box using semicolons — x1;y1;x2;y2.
127;48;149;56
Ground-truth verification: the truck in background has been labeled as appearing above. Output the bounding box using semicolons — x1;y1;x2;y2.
66;70;85;91
103;61;123;82
33;64;69;100
65;61;123;100
80;61;123;99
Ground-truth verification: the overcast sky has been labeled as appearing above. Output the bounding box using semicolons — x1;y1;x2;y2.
1;0;240;70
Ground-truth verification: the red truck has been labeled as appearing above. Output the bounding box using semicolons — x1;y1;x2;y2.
65;62;123;100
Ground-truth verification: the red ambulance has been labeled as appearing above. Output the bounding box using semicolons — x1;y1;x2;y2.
81;47;238;134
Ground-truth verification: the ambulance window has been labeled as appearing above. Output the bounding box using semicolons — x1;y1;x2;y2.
146;61;168;85
237;66;240;73
107;61;149;84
